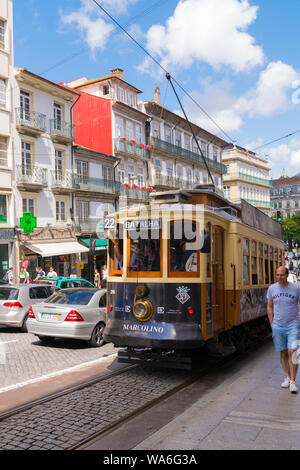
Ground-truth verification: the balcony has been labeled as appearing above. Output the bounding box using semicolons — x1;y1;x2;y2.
150;137;227;173
114;138;151;159
224;171;272;187
51;170;74;194
73;174;122;195
16;164;48;191
75;217;103;234
152;173;192;190
50;119;75;145
15;108;46;137
243;198;274;208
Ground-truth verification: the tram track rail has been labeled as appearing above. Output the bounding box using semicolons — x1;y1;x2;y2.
0;364;137;423
0;338;270;451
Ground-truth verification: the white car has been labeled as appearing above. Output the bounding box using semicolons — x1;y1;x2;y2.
27;288;107;347
288;273;297;284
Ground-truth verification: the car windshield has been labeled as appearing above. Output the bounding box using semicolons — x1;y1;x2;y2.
45;290;95;305
0;288;19;300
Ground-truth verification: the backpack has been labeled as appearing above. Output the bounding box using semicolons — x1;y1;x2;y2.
3;271;9;281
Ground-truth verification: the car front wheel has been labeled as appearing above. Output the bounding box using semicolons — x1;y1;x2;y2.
89;322;105;347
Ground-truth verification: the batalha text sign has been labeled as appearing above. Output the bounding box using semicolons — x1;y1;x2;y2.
124;219;160;230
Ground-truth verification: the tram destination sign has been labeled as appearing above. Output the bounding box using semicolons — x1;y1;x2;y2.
124;219;160;230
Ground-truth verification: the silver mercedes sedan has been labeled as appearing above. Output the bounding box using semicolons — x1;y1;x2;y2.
27;288;107;347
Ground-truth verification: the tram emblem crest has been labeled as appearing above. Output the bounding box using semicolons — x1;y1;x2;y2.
176;286;190;304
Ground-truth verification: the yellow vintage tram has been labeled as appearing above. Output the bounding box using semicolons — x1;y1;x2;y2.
103;185;284;367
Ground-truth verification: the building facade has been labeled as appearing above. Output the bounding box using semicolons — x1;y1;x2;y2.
222;142;273;213
66;68;227;201
13;68;89;279
270;172;300;218
0;0;16;278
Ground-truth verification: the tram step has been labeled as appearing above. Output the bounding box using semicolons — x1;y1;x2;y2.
117;349;193;370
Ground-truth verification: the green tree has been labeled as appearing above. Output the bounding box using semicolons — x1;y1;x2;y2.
281;213;300;245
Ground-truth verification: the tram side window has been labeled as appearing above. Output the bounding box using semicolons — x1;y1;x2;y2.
258;242;264;284
109;224;124;274
201;222;211;277
128;233;160;272
270;247;274;283
169;220;198;274
243;238;250;284
274;248;278;273
251;240;258;285
264;244;269;284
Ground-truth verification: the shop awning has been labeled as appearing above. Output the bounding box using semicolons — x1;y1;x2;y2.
24;241;90;257
79;237;108;252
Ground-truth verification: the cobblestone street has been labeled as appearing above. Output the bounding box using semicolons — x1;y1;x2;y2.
0;327;117;390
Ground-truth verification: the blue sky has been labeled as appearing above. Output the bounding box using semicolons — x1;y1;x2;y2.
13;0;300;178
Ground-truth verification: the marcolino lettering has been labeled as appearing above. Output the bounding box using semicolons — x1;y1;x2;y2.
123;324;164;333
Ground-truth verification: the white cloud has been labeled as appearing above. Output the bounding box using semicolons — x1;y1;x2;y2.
143;0;264;73
59;0;140;55
263;138;300;178
236;61;299;117
177;61;300;136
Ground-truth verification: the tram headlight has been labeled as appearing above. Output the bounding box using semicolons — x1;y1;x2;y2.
133;299;153;322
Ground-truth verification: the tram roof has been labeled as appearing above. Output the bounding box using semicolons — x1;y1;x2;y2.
113;185;282;240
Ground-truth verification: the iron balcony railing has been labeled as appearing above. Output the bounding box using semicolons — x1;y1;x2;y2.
224;172;272;186
50;119;75;140
114;138;151;159
75;217;102;233
150;137;227;173
15;108;46;132
73;174;123;194
244;198;274;208
51;170;73;189
152;173;193;190
16;164;48;185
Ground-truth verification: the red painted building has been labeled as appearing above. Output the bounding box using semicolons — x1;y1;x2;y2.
72;89;113;155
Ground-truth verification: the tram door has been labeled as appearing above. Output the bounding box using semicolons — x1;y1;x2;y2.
211;226;225;332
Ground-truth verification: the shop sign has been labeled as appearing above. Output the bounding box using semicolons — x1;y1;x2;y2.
79;262;84;270
2;261;8;271
0;229;15;240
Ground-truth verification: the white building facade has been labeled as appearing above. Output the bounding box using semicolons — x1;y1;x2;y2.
222;142;273;214
0;0;16;278
13;68;88;279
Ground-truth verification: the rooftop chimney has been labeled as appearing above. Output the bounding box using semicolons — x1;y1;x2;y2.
154;85;161;104
110;68;124;80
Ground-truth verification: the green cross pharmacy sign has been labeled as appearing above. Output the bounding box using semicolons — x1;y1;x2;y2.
20;212;37;234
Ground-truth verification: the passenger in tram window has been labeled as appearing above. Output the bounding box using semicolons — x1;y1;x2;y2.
170;248;180;271
200;228;211;253
114;239;123;270
267;266;300;394
130;241;146;271
144;240;160;271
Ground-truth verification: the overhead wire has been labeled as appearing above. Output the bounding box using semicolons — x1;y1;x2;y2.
251;129;300;152
90;0;233;143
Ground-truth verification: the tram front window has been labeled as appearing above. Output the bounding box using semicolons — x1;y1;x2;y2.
129;238;160;272
169;221;198;274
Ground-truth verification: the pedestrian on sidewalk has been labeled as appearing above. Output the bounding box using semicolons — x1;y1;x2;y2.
18;266;30;284
267;265;300;393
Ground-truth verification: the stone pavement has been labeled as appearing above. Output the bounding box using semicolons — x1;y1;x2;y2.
134;341;300;450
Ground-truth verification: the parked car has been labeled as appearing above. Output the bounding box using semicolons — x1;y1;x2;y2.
37;277;95;289
288;273;297;284
0;284;59;331
27;288;107;347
